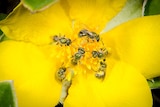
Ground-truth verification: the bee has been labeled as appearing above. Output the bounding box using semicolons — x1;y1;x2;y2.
56;67;67;81
78;29;88;37
78;29;100;42
92;48;108;59
95;60;107;79
53;35;59;42
71;47;85;65
95;70;105;79
77;47;85;54
53;35;72;46
92;51;99;58
87;31;100;42
99;60;107;69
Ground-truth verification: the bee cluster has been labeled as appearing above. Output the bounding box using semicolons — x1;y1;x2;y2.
54;29;109;82
54;29;109;106
91;48;108;79
95;59;107;79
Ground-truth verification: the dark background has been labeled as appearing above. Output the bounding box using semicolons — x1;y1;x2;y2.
0;0;20;14
152;89;160;107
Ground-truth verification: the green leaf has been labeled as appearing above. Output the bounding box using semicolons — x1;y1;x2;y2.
0;30;10;42
102;0;143;33
0;13;7;21
144;0;160;16
0;30;4;42
0;80;18;107
147;77;160;89
21;0;57;12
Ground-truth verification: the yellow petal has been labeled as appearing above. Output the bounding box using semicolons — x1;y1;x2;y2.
65;62;152;107
61;0;127;32
0;40;61;107
0;2;72;45
102;15;160;79
0;40;152;107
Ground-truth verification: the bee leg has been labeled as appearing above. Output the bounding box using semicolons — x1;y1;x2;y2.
87;38;89;42
56;42;59;45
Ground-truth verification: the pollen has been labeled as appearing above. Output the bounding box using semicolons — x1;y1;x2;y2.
52;28;110;106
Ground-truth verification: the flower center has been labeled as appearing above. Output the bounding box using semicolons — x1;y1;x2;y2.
53;29;109;81
53;28;110;106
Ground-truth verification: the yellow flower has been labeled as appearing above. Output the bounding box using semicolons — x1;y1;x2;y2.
0;0;159;107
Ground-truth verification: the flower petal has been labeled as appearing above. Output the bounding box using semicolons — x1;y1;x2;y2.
61;0;127;32
102;15;160;79
0;40;61;107
0;2;72;45
65;62;152;107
